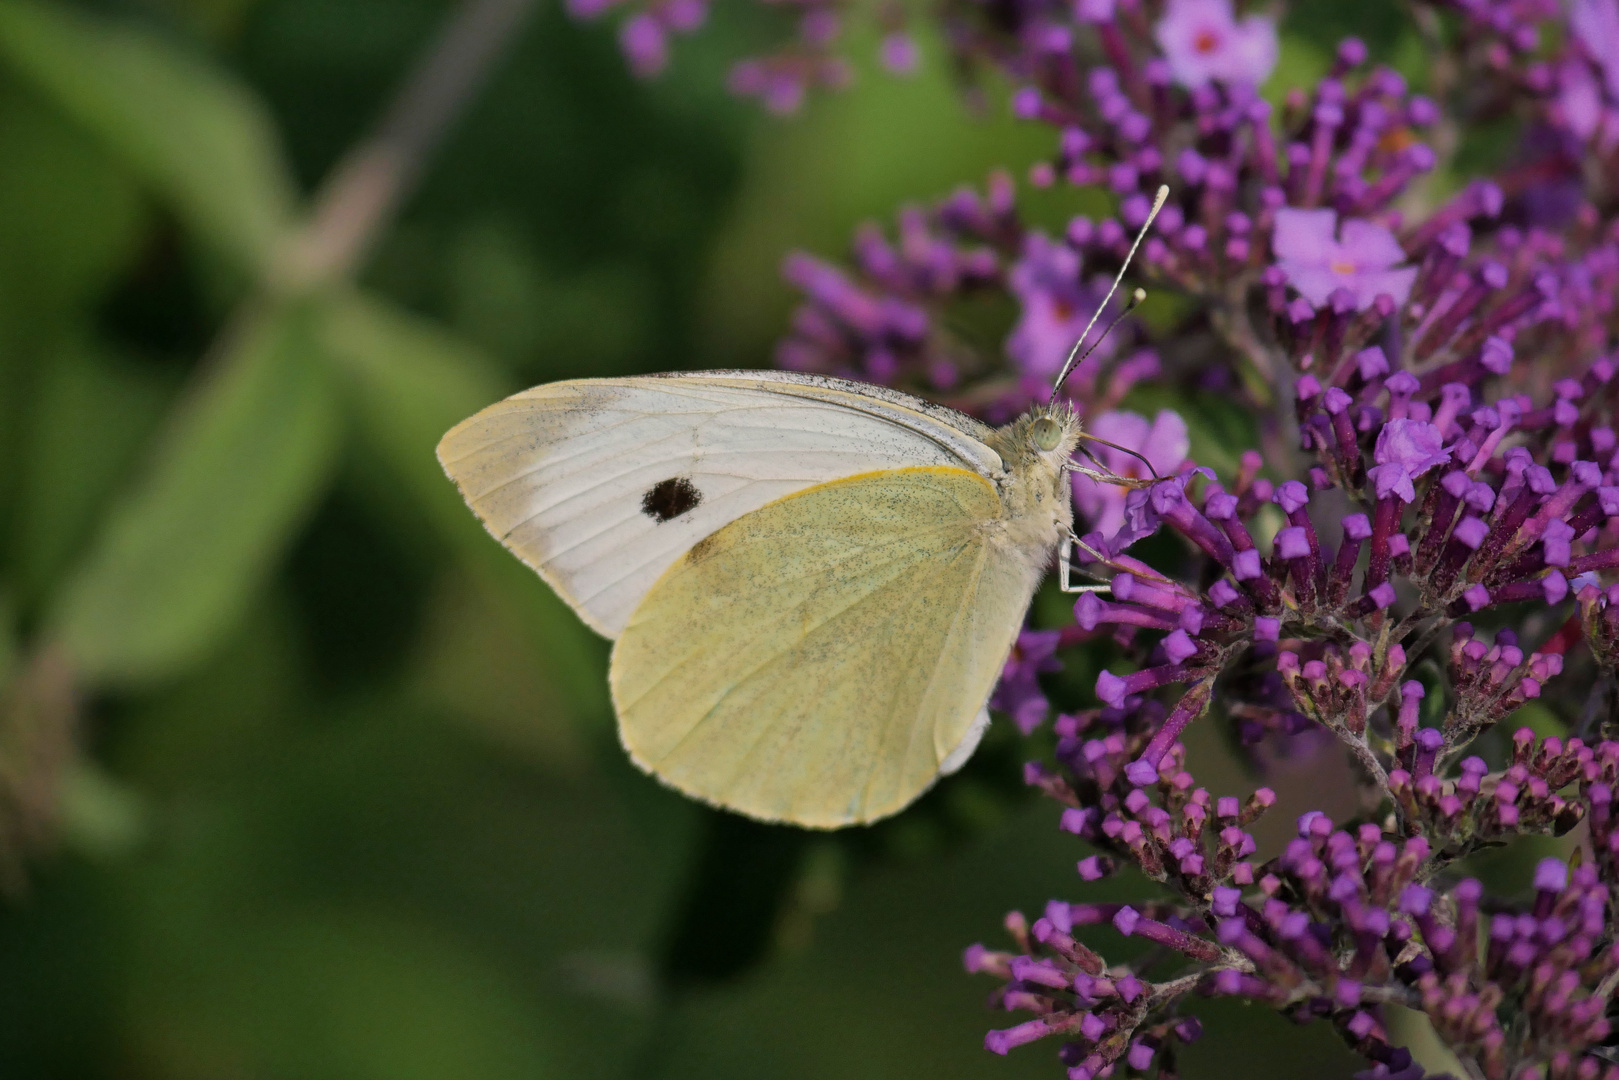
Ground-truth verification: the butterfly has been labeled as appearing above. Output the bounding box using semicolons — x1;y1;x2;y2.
436;189;1168;829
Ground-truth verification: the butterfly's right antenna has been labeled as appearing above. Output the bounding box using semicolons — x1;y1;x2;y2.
1051;185;1169;398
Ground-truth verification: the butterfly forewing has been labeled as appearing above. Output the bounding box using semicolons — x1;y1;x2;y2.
435;373;1002;637
609;466;1037;828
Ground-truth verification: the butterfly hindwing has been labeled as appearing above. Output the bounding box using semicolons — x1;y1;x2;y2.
609;466;1037;828
435;372;1002;637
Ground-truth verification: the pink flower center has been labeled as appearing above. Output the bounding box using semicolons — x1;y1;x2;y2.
1330;258;1358;276
1192;27;1222;54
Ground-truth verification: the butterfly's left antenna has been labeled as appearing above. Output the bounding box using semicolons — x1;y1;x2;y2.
1051;185;1169;398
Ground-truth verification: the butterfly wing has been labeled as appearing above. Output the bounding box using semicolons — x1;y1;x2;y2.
435;372;1002;637
609;466;1037;828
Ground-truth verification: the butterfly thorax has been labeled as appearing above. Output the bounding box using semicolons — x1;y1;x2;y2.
982;407;1083;582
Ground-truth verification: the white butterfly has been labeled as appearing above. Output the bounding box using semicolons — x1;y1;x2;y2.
436;189;1168;828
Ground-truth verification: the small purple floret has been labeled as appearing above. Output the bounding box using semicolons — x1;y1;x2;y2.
1369;420;1451;502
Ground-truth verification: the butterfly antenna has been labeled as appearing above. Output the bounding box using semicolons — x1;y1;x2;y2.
1051;184;1170;397
1063;286;1146;383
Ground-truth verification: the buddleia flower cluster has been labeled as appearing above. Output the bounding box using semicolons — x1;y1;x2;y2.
572;0;1619;1076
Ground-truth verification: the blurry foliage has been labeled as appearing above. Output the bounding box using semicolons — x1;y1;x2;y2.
0;0;1374;1077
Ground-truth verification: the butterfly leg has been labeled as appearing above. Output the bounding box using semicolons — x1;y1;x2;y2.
1058;531;1111;595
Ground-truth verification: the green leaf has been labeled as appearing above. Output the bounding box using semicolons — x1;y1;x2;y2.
48;302;340;686
0;75;146;337
0;0;297;271
105;699;694;1080
317;291;507;536
317;291;612;723
11;338;173;608
0;77;149;548
0;591;14;696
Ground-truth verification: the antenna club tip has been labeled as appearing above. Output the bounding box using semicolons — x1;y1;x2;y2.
1132;287;1147;303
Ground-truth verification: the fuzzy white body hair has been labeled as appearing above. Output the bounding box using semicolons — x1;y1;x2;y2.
982;407;1083;586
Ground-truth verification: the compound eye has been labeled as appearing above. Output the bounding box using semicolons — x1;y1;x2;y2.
1030;416;1063;451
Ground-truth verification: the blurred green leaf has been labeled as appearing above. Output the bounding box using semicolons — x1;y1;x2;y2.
445;218;654;379
156;0;270;44
58;761;149;859
138;911;566;1080
411;571;594;771
1265;33;1331;110
0;75;146;338
0;591;14;695
0;0;297;271
48;302;340;685
317;291;613;723
11;339;174;608
316;291;506;534
0;74;149;549
98;682;695;1080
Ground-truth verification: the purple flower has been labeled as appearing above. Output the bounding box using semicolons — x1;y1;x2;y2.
879;33;919;74
1532;857;1568;892
1072;411;1190;539
992;629;1063;734
1111;487;1165;551
1153;0;1278;88
1006;232;1114;381
1572;0;1619;99
620;13;669;77
1560;60;1605;139
1272;209;1418;310
1368;420;1450;502
1355;1060;1451;1080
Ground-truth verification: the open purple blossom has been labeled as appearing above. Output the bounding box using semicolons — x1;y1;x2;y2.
1007;232;1118;382
1367;419;1450;502
1572;0;1619;101
1273;209;1418;310
1559;61;1606;142
1153;0;1278;89
1071;410;1190;539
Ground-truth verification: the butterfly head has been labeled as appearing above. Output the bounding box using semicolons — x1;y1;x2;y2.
1027;403;1082;458
1023;403;1165;492
994;402;1083;477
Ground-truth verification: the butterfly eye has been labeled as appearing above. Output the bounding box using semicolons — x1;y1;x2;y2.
1030;416;1063;451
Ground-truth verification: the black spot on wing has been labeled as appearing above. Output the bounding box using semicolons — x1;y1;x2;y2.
643;476;702;522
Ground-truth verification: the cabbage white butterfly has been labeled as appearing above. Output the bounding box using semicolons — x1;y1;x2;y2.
437;189;1168;828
